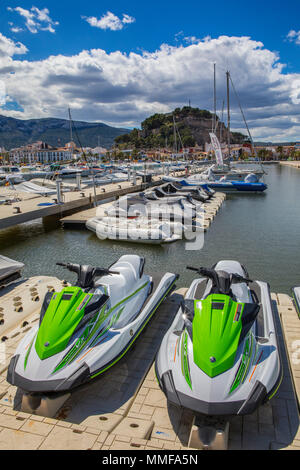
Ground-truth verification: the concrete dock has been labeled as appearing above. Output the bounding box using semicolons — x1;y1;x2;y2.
280;161;300;170
0;171;191;231
0;283;299;450
0;179;145;231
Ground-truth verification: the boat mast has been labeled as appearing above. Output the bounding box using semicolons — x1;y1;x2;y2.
68;108;73;143
173;114;177;157
213;63;217;133
220;100;225;143
226;71;231;159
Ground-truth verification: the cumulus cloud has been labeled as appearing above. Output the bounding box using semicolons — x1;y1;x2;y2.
0;33;27;57
7;6;59;34
83;11;135;31
0;34;300;141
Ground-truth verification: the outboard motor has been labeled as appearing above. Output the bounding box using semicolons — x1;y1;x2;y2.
245;173;259;183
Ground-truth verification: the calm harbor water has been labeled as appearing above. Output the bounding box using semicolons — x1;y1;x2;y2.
0;164;299;294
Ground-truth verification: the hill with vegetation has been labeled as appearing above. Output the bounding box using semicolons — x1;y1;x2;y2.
115;107;246;150
0;115;129;150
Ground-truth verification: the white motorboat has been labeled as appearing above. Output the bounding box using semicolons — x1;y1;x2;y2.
0;255;24;287
15;181;67;196
87;216;204;242
86;216;181;245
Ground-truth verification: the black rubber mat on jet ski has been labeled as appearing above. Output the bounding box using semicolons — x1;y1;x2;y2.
249;281;265;338
194;279;207;300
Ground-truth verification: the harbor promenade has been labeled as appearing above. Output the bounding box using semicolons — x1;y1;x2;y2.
280;161;300;169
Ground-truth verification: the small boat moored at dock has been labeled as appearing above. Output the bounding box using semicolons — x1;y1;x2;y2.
86;216;203;244
164;176;267;193
0;255;24;287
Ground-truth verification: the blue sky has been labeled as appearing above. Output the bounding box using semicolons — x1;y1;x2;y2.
0;1;300;141
2;0;300;68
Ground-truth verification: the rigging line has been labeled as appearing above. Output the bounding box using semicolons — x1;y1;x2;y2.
176;123;185;154
172;114;185;156
229;73;265;175
70;110;98;205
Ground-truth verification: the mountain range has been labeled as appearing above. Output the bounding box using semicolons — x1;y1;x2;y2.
0;115;129;151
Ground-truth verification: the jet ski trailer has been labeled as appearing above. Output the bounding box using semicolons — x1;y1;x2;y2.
0;255;24;287
155;261;282;448
7;255;178;394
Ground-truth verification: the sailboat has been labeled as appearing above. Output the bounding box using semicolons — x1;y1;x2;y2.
204;68;264;181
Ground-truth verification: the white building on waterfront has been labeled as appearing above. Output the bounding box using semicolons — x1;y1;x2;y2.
10;142;72;164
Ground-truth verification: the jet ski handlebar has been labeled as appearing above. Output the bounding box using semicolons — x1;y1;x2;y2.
186;266;252;284
56;263;120;276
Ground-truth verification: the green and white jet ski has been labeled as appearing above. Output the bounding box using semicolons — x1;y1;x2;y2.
155;261;282;416
7;255;178;393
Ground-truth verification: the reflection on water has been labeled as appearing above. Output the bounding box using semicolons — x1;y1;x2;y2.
0;164;299;294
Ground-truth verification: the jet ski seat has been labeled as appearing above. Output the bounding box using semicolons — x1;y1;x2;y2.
110;255;145;283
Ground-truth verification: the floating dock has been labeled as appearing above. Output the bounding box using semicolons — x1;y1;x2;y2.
60;192;226;232
0;282;299;450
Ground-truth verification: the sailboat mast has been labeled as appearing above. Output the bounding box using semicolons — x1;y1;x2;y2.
226;71;231;159
68;108;73;142
173;114;177;156
220;100;225;143
213;63;217;132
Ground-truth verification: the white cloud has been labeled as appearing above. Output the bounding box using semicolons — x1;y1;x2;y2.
287;30;300;45
174;31;201;45
184;36;200;44
7;6;59;34
0;33;27;56
122;14;135;25
0;34;300;141
83;11;135;31
10;26;24;34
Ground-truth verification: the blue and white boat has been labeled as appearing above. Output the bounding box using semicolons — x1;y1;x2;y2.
163;175;267;193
